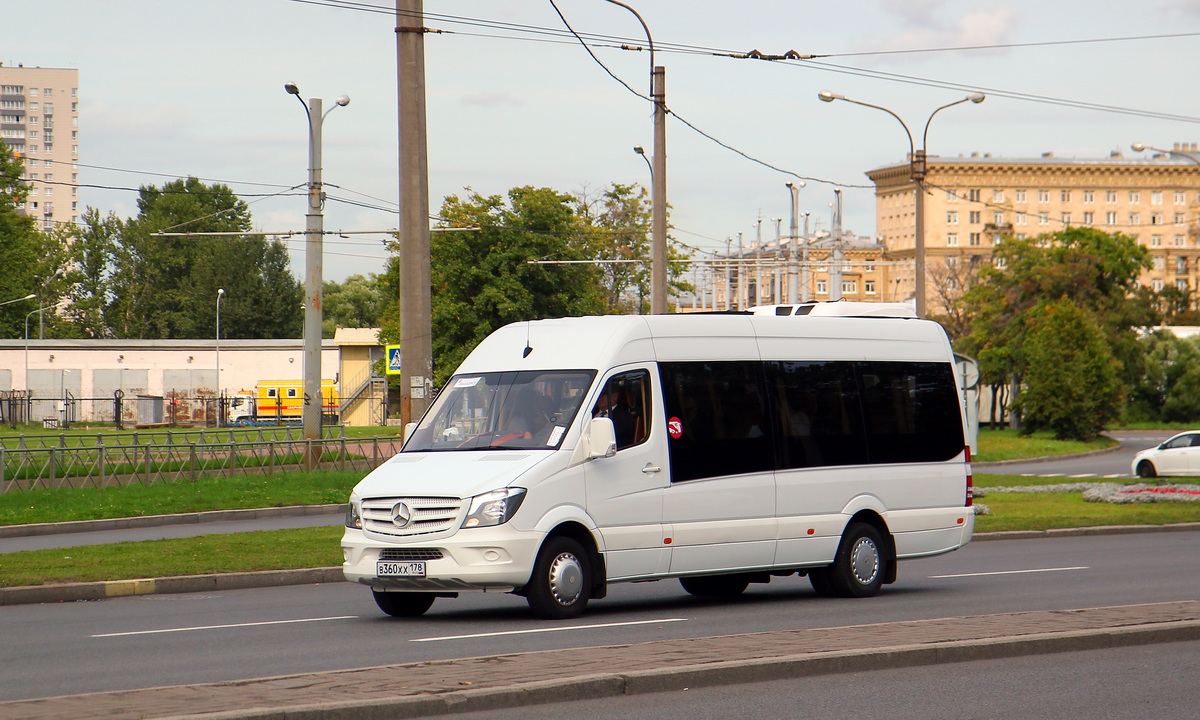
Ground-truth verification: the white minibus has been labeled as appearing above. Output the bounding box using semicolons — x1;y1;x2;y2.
342;302;974;619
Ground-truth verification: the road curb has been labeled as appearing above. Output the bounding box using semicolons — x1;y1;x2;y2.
0;567;345;606
153;620;1200;720
973;442;1123;468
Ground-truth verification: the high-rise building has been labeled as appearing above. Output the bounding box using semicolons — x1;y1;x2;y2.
0;64;79;232
867;148;1200;314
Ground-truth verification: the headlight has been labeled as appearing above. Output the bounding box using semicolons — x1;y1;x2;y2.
345;498;362;529
462;488;526;529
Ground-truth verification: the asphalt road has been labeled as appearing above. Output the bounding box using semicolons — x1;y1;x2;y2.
457;639;1200;720
977;430;1175;478
1;530;1196;702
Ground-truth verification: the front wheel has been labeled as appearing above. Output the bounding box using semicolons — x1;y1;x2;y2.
526;537;591;619
1137;461;1157;479
823;522;887;598
372;590;436;617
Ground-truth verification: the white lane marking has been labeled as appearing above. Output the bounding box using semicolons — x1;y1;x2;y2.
411;617;688;643
929;566;1088;579
1067;473;1097;478
92;615;358;638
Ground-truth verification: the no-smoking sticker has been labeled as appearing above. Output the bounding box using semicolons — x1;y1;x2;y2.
668;417;683;439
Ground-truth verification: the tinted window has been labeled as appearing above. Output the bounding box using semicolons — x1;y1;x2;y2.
659;361;773;483
768;361;868;469
591;370;652;450
857;361;964;464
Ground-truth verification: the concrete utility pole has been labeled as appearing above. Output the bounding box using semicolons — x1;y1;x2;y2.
829;190;843;301
397;0;434;426
786;183;803;304
284;82;349;460
651;65;668;314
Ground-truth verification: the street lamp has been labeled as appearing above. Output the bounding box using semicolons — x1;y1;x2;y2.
605;0;667;314
216;288;225;427
285;82;349;455
785;182;805;303
818;90;984;317
25;300;68;393
1;293;36;309
59;368;73;429
1131;142;1200;167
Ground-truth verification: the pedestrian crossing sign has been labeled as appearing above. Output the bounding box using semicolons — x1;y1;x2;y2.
386;344;402;375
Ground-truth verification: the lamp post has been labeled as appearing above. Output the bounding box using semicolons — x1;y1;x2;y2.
818;90;984;317
59;368;73;429
284;82;349;459
785;183;805;303
605;0;667;314
1131;142;1200;167
216;288;225;427
25;300;68;393
0;293;36;309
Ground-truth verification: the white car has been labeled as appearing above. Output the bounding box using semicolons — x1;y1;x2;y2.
1131;431;1200;478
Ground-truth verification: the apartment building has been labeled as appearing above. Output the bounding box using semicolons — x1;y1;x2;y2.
0;64;80;232
867;147;1200;314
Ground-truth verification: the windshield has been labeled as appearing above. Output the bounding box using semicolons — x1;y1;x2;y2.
404;369;597;452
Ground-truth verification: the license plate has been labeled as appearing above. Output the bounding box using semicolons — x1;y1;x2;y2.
377;561;426;577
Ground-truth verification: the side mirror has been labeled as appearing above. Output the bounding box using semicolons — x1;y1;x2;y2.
587;417;617;459
403;422;418;442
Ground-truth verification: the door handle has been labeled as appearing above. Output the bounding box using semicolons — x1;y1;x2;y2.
641;464;662;474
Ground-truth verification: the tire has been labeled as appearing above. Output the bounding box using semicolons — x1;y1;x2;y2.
1137;461;1157;479
526;536;591;619
679;574;750;598
807;567;837;597
824;522;887;598
372;590;436;617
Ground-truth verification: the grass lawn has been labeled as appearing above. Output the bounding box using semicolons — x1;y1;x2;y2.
0;471;362;526
0;527;343;587
974;427;1117;462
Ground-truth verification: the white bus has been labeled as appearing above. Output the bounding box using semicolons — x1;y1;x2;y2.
342;302;974;619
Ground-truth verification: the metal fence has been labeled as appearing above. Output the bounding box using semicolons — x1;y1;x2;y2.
0;428;403;493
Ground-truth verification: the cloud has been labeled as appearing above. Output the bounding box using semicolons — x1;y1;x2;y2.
872;1;1020;57
459;92;524;108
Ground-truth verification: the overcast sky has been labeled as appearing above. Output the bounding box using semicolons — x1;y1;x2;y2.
10;0;1200;281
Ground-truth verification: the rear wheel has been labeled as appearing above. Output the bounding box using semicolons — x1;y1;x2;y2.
824;523;887;598
679;574;750;598
526;537;591;619
1137;461;1157;479
372;590;436;617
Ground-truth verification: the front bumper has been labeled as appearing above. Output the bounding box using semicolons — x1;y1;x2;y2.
341;525;544;592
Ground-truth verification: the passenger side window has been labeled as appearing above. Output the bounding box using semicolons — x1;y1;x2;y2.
591;370;651;450
769;361;867;469
659;361;773;483
857;361;964;464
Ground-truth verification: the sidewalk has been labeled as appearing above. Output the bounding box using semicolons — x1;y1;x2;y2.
3;599;1198;720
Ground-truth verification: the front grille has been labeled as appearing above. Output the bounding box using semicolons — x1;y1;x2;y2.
379;548;445;561
362;496;464;537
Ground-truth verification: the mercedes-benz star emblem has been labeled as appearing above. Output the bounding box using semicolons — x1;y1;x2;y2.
391;502;413;528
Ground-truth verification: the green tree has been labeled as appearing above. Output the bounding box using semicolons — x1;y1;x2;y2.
323;273;388;337
574;182;691;314
425;186;606;384
1127;330;1200;423
958;226;1156;428
0;141;71;339
1017;299;1121;441
107;178;302;339
67;208;122;338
